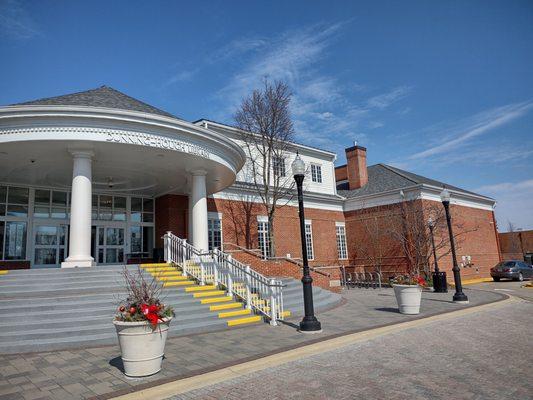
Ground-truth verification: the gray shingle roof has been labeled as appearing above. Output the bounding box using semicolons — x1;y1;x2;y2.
12;86;179;119
338;164;492;200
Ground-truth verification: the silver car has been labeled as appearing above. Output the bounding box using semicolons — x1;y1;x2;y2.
490;260;533;282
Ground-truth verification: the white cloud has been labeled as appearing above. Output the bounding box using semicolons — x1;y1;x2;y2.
366;86;412;110
164;69;198;86
0;0;40;39
474;179;533;231
409;101;533;161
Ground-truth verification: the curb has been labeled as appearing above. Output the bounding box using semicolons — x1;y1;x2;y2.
106;294;515;400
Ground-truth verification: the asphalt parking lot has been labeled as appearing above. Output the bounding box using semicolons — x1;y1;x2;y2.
471;279;533;302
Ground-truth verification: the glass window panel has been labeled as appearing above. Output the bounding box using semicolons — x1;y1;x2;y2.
58;226;67;246
51;208;67;219
0;186;6;203
118;248;124;263
131;212;141;222
34;207;50;219
92;210;98;220
98;210;112;221
112;212;126;221
7;187;29;205
106;228;124;246
143;226;153;256
7;205;28;217
305;223;314;260
142;212;153;222
106;248;117;263
114;196;126;210
5;221;27;260
130;226;142;253
99;195;113;209
59;248;66;263
35;226;57;245
98;248;104;263
143;198;154;212
0;221;4;259
92;195;98;208
52;191;67;206
34;189;51;205
98;228;104;246
35;248;57;265
0;204;5;216
131;197;142;211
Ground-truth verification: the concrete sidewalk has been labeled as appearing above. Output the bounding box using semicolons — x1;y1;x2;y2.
0;287;504;400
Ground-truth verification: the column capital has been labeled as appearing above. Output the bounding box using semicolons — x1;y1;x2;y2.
189;169;207;176
68;147;95;159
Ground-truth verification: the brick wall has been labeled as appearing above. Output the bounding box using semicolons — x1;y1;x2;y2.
344;199;501;280
499;230;533;260
155;194;189;247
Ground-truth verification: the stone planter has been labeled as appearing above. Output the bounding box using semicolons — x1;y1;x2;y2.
113;317;172;377
393;285;422;315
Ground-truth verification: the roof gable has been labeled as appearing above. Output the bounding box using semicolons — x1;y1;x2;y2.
12;86;178;119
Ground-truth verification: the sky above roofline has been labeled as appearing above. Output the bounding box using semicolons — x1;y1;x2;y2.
0;0;531;230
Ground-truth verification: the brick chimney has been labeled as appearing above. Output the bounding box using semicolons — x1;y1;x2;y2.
345;145;368;189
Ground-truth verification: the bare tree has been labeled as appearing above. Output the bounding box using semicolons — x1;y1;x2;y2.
507;220;517;232
234;79;295;257
388;198;479;280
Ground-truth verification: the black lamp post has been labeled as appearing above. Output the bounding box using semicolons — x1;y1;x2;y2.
428;217;447;293
292;152;322;332
440;188;468;303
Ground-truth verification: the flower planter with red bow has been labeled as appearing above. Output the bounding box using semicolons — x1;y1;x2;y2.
114;268;175;377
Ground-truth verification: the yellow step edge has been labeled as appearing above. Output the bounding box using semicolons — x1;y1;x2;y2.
200;296;233;304
193;290;226;298
149;270;182;275
145;267;176;272
218;309;251;318
157;276;189;282
209;302;242;311
140;263;171;267
163;281;196;287
226;315;262;327
185;285;217;292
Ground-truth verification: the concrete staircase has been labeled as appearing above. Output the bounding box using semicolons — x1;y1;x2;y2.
0;264;341;354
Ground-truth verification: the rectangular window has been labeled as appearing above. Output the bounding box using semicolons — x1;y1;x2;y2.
311;164;322;183
257;218;271;259
336;224;348;260
208;218;222;250
305;221;314;260
272;156;286;177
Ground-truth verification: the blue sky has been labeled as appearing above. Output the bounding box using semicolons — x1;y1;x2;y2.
1;0;532;230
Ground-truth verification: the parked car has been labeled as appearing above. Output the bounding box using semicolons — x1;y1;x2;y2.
490;260;533;282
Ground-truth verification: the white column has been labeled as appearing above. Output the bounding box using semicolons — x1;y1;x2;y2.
62;149;95;268
190;170;209;251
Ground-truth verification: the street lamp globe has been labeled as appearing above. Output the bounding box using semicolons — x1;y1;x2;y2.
291;153;305;177
440;188;451;203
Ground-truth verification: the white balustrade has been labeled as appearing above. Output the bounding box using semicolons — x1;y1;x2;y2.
163;232;284;325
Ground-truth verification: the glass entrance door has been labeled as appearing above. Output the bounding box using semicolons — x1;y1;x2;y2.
94;226;125;264
33;224;68;268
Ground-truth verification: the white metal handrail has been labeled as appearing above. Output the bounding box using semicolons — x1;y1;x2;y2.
163;232;284;325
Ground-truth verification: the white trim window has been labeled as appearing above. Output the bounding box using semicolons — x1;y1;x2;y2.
208;213;222;250
272;156;286;177
257;216;271;259
304;220;314;260
0;185;30;261
311;164;322;183
336;222;348;260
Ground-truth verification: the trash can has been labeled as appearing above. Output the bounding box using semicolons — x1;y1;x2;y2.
432;271;448;293
152;248;164;263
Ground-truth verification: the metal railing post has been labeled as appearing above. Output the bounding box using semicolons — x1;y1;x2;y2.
199;255;205;285
227;254;233;295
164;231;171;263
212;251;219;288
269;279;278;326
245;265;252;310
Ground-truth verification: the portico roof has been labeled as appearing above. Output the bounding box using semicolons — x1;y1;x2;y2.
12;86;178;120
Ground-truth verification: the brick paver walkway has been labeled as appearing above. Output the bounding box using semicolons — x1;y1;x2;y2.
169;298;533;400
0;288;503;400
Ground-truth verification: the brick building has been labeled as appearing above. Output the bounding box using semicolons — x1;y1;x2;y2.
0;86;501;290
499;230;533;264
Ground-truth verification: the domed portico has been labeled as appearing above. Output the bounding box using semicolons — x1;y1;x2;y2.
0;87;246;268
